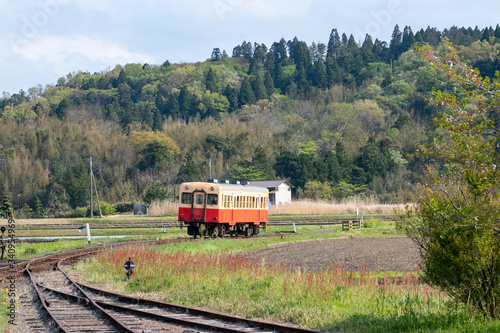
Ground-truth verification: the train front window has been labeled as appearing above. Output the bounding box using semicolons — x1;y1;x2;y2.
196;194;204;205
181;193;192;204
207;194;218;205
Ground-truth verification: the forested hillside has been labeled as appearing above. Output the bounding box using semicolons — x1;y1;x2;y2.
1;24;500;217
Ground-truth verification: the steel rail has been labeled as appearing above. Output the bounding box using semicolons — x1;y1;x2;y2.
26;262;71;333
55;258;137;333
77;282;320;333
38;285;253;333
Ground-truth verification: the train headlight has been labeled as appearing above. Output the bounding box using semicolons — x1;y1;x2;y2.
185;185;189;189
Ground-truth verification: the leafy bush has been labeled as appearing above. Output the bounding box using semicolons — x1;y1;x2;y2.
71;207;88;218
142;182;169;205
88;201;116;216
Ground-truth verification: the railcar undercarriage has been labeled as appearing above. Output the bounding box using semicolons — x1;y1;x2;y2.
186;222;263;238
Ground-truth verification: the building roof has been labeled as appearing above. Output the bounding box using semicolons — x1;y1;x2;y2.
248;180;292;189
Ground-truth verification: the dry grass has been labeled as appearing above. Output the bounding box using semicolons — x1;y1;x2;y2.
269;199;405;215
148;200;178;217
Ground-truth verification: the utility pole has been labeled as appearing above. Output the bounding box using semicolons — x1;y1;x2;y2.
209;158;212;179
90;157;93;218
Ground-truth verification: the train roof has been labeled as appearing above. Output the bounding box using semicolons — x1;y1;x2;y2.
180;182;269;193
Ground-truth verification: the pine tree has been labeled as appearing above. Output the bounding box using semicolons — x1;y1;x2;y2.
251;147;274;179
166;95;180;117
176;153;201;183
312;58;327;88
223;85;238;112
361;34;375;63
401;26;416;53
152;108;163;132
264;71;275;97
252;73;267;100
35;196;44;218
389;24;403;60
325;57;341;87
178;86;191;118
1;195;14;219
205;68;217;92
327;28;341;59
238;78;256;107
265;52;275;73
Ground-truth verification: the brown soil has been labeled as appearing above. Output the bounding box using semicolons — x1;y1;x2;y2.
248;236;422;272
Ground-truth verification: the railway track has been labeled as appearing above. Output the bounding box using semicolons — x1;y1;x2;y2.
14;215;396;231
4;236;320;332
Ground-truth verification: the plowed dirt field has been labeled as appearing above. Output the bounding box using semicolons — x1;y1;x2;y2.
248;236;421;272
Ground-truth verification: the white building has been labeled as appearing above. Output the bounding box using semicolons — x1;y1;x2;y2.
249;180;292;206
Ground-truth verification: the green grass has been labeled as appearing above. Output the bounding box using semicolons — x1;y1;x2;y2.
74;243;500;332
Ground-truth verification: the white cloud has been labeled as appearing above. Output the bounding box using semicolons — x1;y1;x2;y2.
10;34;155;67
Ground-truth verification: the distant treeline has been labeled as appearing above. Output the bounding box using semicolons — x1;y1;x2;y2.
0;24;499;217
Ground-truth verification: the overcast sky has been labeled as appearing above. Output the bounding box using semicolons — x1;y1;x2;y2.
1;0;499;95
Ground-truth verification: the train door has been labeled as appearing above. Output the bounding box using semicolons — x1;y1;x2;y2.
227;194;234;224
257;195;262;223
191;190;206;222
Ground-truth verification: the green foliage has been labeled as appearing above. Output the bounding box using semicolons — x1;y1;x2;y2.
72;207;88;218
0;24;498;210
399;48;500;319
332;181;368;199
142;182;169;204
21;203;33;218
302;181;333;200
0;195;14;219
137;141;172;172
91;201;115;216
176;153;201;183
34;196;44;218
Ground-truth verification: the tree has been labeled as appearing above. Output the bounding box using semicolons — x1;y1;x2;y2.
176;153;201;183
205;68;217;92
34;196;44;218
211;48;222;61
21;203;33;218
152;108;163;132
238;78;256;107
398;47;500;319
137;141;172;172
1;195;14;218
142;182;168;204
389;24;402;61
252;73;267;100
302;181;333;200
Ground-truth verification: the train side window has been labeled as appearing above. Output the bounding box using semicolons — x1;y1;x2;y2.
207;194;218;205
196;194;204;205
181;193;192;204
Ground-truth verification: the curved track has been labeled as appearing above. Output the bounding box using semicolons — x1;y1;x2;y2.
5;237;320;333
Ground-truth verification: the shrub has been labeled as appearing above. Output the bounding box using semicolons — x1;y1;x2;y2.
71;207;88;218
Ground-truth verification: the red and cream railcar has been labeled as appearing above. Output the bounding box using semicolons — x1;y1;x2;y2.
178;181;269;238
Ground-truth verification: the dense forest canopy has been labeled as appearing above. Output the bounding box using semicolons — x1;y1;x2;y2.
1;24;500;217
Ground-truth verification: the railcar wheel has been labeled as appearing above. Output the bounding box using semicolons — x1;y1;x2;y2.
253;225;260;235
245;226;253;237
